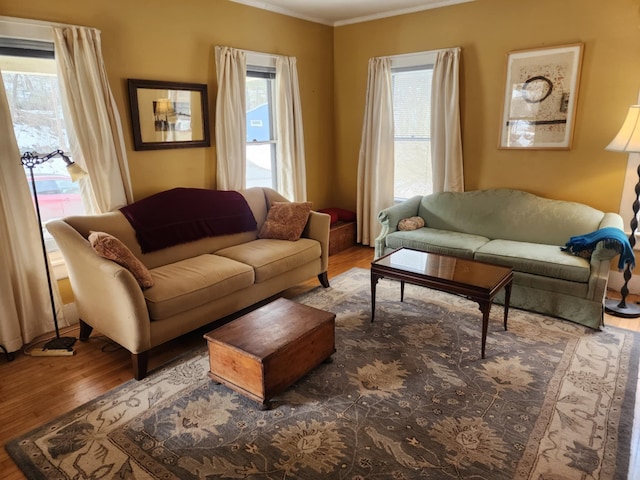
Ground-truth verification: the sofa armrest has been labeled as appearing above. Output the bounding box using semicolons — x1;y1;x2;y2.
591;212;627;263
46;219;151;353
374;195;423;258
303;210;331;273
585;212;626;302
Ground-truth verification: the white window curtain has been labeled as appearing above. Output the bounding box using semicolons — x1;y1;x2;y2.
275;56;307;201
53;26;133;211
431;48;464;193
356;57;394;245
0;72;66;351
357;48;464;245
214;46;246;191
215;46;307;198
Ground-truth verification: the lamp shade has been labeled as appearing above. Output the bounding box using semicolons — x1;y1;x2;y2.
606;105;640;153
155;98;172;114
66;162;88;182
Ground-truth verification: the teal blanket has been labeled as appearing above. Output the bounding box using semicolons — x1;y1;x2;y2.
562;227;634;270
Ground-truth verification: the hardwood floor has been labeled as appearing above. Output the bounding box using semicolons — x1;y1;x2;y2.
1;244;638;479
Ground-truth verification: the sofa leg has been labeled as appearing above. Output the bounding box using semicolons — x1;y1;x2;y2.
318;272;330;288
132;352;148;380
79;320;93;341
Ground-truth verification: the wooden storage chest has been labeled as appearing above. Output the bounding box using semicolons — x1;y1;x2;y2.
204;298;335;409
329;220;356;255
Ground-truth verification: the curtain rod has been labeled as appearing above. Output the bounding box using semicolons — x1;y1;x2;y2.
0;15;97;33
218;45;285;60
378;46;460;60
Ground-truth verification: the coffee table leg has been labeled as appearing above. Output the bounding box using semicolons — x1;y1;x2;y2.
400;281;405;302
371;271;380;322
503;281;512;331
478;301;491;359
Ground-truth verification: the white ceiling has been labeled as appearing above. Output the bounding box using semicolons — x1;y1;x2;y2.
228;0;474;26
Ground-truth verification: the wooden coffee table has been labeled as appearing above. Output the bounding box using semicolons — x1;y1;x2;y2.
371;248;513;359
204;298;336;409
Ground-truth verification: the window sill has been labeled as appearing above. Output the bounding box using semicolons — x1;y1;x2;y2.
50;251;69;280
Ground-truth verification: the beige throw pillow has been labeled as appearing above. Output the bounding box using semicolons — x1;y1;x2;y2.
88;231;154;289
258;202;312;241
398;216;425;231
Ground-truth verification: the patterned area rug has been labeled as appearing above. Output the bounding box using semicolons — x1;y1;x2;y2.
6;268;639;479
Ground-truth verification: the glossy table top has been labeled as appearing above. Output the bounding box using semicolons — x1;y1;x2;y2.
372;248;512;290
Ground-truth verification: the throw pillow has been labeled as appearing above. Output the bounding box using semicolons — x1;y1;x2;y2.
318;207;357;225
258;201;312;241
318;208;339;225
334;207;356;222
88;231;154;289
398;216;425;231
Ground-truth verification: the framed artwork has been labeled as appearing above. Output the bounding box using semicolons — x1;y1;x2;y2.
499;43;584;150
127;79;210;151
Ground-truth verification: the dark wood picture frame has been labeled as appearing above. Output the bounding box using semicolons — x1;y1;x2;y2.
127;79;210;151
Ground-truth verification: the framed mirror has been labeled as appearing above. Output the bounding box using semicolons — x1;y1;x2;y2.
127;79;211;151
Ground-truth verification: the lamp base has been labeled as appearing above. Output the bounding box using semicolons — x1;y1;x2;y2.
605;298;640;318
43;336;77;350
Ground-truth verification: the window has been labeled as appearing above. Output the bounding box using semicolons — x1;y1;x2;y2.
390;52;436;201
246;67;277;189
0;41;87;254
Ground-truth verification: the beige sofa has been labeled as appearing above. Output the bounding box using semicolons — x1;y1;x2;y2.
47;187;330;380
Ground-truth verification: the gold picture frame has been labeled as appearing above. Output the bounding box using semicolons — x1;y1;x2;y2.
499;43;584;150
127;79;210;151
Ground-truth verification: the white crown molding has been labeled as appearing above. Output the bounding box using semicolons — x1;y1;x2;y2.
227;0;474;27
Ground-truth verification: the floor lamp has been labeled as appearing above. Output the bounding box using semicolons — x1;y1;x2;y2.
21;150;87;351
604;105;640;318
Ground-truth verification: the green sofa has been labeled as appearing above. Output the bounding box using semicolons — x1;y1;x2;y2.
375;189;626;329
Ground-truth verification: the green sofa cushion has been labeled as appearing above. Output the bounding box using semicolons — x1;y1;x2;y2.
145;255;254;321
386;228;490;259
474;239;590;283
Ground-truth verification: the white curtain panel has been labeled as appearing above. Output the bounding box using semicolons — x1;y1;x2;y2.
356;57;394;245
275;56;307;202
431;48;464;193
53;26;133;212
0;71;66;351
214;46;246;191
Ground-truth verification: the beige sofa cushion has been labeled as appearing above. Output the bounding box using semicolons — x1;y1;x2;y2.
216;238;321;283
144;255;254;320
65;187;272;270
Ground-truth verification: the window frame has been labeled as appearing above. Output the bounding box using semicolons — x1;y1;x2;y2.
0;33;85;277
389;51;437;202
245;53;280;191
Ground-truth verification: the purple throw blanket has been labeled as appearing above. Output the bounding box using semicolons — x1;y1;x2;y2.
120;188;257;253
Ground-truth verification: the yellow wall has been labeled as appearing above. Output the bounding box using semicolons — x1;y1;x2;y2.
1;0;335;207
3;0;640;214
334;0;640;212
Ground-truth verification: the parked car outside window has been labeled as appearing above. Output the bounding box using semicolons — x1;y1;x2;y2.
27;173;86;253
28;174;85;223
